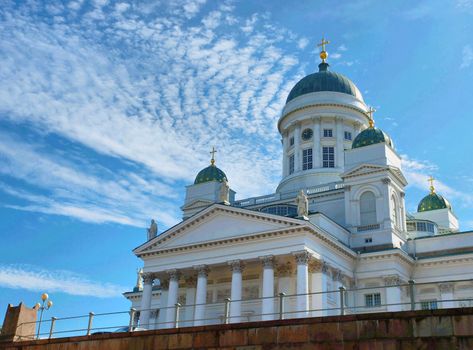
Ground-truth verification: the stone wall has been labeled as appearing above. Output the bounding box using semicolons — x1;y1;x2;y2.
3;308;473;349
0;303;37;343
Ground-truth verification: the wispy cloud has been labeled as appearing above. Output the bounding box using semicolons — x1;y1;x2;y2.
0;265;126;298
0;1;309;225
460;45;473;69
401;155;473;207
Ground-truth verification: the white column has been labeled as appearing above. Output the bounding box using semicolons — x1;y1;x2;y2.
332;269;344;316
184;276;196;327
193;265;209;326
157;279;168;329
309;260;328;317
229;260;243;323
384;275;402;311
276;261;294;318
260;256;275;321
336;117;344;168
312;118;321;169
282;133;288;177
165;269;180;327
294;251;310;318
139;273;154;329
294;123;301;172
439;283;455;309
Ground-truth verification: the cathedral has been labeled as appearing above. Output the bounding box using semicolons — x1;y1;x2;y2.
124;40;472;329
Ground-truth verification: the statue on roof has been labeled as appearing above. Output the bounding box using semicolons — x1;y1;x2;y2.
219;179;230;205
296;190;309;218
147;219;158;240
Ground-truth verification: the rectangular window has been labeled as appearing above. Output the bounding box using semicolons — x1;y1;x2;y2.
289;154;295;175
289;136;294;146
406;222;416;231
417;222;427;231
344;131;352;140
365;293;381;307
365;237;373;243
323;129;333;137
421;300;438;310
426;223;435;233
322;147;335;168
302;148;313;170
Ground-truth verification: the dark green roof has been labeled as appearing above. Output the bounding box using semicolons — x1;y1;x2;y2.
418;193;451;212
286;63;363;103
194;164;228;185
352;127;393;149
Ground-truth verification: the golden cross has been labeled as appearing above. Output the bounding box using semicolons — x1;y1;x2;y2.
367;107;376;128
317;37;330;52
428;176;435;193
210;146;217;165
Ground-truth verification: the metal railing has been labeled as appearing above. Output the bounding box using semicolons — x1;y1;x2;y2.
15;278;473;341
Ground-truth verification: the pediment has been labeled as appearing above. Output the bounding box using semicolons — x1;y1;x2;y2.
134;204;303;255
181;199;213;210
341;164;408;186
341;164;388;178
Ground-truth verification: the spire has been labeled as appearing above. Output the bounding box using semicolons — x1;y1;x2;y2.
428;176;435;194
317;37;330;72
210;146;217;166
367;107;376;128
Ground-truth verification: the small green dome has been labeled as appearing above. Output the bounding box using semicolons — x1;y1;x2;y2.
286;63;363;103
418;192;451;212
194;164;228;185
352;126;393;149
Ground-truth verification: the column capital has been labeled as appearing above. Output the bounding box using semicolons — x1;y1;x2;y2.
260;255;275;268
276;261;294;277
142;272;156;284
166;269;181;281
383;275;401;286
332;268;343;282
228;259;244;272
439;283;455;294
293;250;311;265
308;259;325;273
194;265;210;277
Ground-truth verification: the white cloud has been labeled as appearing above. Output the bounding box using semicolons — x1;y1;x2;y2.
297;38;309;49
460;45;473;69
0;265;126;298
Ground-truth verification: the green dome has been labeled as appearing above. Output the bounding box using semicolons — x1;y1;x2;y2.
352;126;393;149
418;192;451;212
286;63;363;103
194;164;228;185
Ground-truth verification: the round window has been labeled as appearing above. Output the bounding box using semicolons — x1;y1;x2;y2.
301;128;313;141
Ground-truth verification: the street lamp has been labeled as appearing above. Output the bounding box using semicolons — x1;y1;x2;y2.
35;293;53;339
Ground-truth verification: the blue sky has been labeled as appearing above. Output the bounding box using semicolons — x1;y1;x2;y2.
1;0;473;333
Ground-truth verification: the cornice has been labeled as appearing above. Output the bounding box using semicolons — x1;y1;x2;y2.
358;249;414;266
416;253;473;267
278;103;368;132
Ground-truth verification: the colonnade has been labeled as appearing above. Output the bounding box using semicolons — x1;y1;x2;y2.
139;251;350;328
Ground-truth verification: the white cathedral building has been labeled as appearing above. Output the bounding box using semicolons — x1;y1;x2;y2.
124;42;473;329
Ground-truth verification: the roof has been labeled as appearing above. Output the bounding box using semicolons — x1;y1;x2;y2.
352;126;393;149
286;62;363;103
418;192;451;212
194;164;228;185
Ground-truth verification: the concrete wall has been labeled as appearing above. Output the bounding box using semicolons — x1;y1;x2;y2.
3;308;473;349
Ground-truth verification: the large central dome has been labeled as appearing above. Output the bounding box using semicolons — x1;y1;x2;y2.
286;62;363;103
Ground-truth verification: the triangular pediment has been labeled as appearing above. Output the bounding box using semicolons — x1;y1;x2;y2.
341;164;407;186
181;199;213;211
341;164;388;178
134;204;303;255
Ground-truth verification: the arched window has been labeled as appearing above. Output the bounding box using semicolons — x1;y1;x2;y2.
360;191;377;225
391;195;399;228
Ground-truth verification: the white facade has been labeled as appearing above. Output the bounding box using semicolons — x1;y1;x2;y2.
125;58;473;328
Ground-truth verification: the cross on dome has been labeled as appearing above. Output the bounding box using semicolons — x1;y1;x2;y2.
367;107;376;128
317;37;330;63
210;146;217;166
428;175;436;194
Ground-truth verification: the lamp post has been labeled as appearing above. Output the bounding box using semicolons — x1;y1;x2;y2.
35;293;53;339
